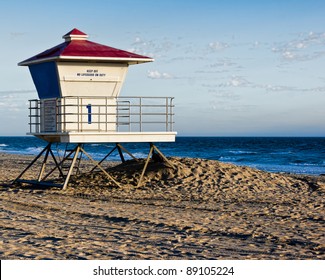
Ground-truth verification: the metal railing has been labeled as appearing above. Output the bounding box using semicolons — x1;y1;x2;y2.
28;96;175;134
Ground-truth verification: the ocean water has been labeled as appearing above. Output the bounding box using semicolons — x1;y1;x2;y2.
0;136;325;175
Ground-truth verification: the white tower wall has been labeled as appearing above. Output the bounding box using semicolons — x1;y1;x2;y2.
57;62;129;97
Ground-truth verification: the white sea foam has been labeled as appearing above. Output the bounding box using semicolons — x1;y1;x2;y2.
228;150;258;155
24;147;44;154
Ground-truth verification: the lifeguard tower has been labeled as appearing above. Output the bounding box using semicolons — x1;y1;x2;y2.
15;28;176;189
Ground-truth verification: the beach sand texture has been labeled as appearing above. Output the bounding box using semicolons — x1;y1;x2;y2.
0;153;324;259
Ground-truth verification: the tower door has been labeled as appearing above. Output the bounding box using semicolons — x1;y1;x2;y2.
40;99;57;132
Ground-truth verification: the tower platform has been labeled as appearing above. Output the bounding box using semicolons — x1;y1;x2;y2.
31;131;176;143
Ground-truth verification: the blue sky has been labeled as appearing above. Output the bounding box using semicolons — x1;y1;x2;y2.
1;0;325;136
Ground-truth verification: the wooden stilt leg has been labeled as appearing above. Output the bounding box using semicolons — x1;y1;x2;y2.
90;146;117;172
13;143;51;184
152;144;175;169
37;143;51;181
62;145;81;190
116;143;125;163
117;143;138;161
137;144;154;187
43;148;76;181
49;148;65;178
80;146;122;188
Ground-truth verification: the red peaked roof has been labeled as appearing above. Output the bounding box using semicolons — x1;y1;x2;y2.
19;28;153;66
63;28;88;37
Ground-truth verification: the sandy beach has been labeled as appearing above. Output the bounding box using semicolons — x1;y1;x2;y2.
0;152;324;259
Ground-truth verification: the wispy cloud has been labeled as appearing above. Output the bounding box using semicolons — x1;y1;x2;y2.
0;89;35;112
209;59;238;68
203;58;243;73
209;100;256;112
207;75;325;94
0;89;35;95
208;89;241;100
128;36;173;58
0;99;27;112
147;70;174;79
272;31;325;62
208;41;229;52
216;75;252;88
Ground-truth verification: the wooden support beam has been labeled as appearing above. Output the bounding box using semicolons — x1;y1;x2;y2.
62;145;81;190
42;148;76;181
90;145;117;172
37;144;51;181
116;143;138;161
137;144;154;188
116;143;125;163
49;148;65;178
13;143;51;184
152;144;175;169
80;146;122;188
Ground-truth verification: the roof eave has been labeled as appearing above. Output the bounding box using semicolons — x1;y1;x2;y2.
61;56;154;64
18;56;154;66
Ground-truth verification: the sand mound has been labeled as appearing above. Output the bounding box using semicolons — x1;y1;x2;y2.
63;157;325;205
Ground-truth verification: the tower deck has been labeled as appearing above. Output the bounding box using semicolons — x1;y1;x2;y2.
28;96;176;143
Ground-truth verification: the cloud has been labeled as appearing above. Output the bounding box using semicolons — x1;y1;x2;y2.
206;75;325;94
208;41;229;52
209;59;237;68
0;100;26;112
215;75;252;88
0;89;35;94
209;100;256;112
0;89;35;112
147;70;174;79
166;55;205;63
272;31;325;62
128;36;173;58
210;90;241;100
227;76;251;87
206;58;243;73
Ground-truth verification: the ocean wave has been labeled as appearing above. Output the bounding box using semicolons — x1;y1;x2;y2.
236;162;325;175
290;162;325;167
218;156;236;161
129;152;148;159
227;150;258;155
23;147;45;154
219;155;254;163
88;152;120;161
269;151;293;155
0;144;8;147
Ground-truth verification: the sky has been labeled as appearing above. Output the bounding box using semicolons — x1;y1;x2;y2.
1;0;325;136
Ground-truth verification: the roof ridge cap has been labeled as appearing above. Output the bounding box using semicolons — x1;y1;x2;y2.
63;28;88;42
